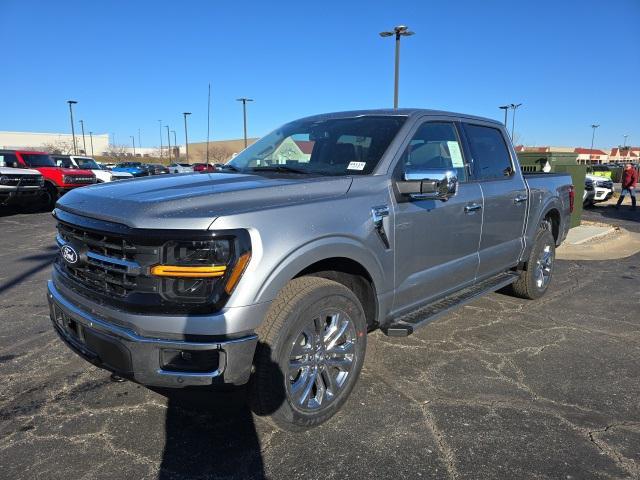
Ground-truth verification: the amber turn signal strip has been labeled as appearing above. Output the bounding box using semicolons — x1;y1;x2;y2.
225;252;251;294
150;265;227;278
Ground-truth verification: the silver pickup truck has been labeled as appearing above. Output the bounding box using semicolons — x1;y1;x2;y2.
48;109;573;430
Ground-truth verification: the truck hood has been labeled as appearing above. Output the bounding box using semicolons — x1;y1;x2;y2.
35;166;94;176
0;167;42;176
56;172;353;230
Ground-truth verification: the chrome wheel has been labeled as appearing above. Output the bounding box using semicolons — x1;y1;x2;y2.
534;243;554;289
287;310;357;412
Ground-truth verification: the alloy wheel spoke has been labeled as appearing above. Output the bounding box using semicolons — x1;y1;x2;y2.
325;318;350;350
326;340;355;356
325;355;353;369
320;368;338;397
298;369;318;406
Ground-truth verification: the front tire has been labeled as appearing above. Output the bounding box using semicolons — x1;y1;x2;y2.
510;228;556;300
249;276;367;431
43;183;58;210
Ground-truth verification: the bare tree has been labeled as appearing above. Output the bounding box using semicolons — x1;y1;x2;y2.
104;144;129;158
40;139;75;155
208;145;233;164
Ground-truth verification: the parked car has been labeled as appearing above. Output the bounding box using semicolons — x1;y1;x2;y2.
111;162;150;177
585;174;614;206
583;177;596;207
0;152;45;206
48;109;572;431
52;155;134;182
1;150;95;209
192;162;215;172
168;163;194;174
148;163;170;175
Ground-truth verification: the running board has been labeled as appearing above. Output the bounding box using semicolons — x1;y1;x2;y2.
382;272;519;337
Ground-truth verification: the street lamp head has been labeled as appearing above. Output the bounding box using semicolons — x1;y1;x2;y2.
67;100;77;105
183;112;192;116
394;25;408;32
499;105;510;110
236;98;254;102
591;124;600;129
379;31;394;37
510;103;523;109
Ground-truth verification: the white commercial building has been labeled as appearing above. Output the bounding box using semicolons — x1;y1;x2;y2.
0;131;110;155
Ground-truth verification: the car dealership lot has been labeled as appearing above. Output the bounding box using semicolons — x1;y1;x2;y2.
0;208;638;479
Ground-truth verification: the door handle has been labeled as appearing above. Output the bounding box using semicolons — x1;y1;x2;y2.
464;203;482;213
514;195;528;203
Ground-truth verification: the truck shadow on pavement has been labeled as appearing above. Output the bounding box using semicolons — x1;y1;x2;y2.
154;343;285;480
0;246;58;295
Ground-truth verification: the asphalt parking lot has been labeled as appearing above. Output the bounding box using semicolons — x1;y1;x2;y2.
0;206;638;479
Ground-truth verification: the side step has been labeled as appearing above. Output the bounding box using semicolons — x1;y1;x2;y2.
382;272;519;337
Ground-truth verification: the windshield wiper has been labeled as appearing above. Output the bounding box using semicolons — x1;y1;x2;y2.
250;165;311;174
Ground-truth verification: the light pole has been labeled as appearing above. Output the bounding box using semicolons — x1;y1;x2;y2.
138;128;142;152
623;134;629;148
590;124;600;164
158;120;163;159
166;125;171;162
67;100;78;154
172;130;177;155
379;25;415;110
499;105;509;126
236;98;254;148
183;112;191;163
79;119;87;154
89;131;94;156
130;136;136;157
510;103;522;141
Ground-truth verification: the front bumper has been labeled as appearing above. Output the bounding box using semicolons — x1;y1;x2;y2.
593;187;613;202
47;280;258;388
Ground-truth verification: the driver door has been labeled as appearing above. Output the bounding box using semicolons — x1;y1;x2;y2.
392;120;483;315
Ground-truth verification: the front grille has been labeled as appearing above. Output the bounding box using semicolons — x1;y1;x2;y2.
58;223;140;297
65;175;96;184
1;174;43;186
56;222;157;298
596;180;613;189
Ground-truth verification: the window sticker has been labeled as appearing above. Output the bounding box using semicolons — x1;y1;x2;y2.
347;161;366;171
447;141;464;168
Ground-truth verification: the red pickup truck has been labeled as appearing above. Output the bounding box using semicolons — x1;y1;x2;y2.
10;150;96;208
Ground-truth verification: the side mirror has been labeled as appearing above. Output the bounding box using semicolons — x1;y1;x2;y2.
397;169;458;201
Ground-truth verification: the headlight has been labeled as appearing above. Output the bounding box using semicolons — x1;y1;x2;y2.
151;234;251;305
38;176;45;186
63;175;70;184
0;175;9;185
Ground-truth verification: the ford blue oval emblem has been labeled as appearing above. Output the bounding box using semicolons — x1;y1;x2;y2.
61;244;78;264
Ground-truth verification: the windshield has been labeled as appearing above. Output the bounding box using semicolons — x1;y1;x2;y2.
22;153;55;167
227;115;407;176
75;158;101;170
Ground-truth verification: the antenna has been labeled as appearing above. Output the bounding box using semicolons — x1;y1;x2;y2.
206;83;211;166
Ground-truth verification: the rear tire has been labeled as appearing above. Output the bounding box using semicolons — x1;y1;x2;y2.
249;276;367;431
510;228;556;300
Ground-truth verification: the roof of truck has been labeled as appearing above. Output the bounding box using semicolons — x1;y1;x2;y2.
296;108;503;126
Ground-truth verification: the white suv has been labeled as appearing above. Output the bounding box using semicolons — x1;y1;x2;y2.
585;174;614;206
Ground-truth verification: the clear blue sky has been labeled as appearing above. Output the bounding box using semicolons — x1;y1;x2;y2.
1;0;638;149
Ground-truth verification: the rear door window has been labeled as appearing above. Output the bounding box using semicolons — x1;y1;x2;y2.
463;124;513;180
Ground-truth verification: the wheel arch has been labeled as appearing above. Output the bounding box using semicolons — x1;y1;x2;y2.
250;237;386;328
